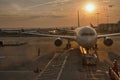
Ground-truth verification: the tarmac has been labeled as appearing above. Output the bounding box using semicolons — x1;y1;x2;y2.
0;36;119;80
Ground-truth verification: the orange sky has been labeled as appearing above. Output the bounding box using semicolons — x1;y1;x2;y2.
0;0;120;28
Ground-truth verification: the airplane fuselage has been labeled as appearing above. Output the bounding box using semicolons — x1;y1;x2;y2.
75;26;97;50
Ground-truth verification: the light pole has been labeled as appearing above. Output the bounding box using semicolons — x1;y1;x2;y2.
77;10;80;27
106;4;113;23
96;12;100;25
108;4;113;23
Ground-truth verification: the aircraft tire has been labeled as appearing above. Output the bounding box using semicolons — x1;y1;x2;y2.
0;41;4;47
66;44;71;49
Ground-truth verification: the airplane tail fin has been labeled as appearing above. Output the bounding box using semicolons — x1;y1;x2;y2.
90;23;94;27
90;23;96;28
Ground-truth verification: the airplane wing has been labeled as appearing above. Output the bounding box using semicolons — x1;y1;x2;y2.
23;32;76;40
97;33;120;38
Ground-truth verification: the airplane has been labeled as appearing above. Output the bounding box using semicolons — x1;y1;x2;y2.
48;28;74;35
23;26;120;53
22;11;120;54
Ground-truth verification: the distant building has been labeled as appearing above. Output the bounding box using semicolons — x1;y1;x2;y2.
98;21;120;33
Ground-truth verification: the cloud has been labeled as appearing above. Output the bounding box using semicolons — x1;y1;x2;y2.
23;14;66;20
0;0;74;16
24;0;71;10
101;0;111;3
0;14;67;22
0;2;24;15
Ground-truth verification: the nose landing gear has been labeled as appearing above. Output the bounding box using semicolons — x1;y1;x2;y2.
93;44;98;53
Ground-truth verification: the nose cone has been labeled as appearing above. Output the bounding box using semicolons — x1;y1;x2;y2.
76;26;97;49
86;38;96;49
78;36;97;49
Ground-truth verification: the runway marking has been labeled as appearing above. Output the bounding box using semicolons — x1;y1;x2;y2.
0;56;6;59
90;71;96;79
96;69;102;72
36;54;56;78
36;51;68;80
56;56;68;80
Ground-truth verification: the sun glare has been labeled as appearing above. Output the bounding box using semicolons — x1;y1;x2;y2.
85;3;95;13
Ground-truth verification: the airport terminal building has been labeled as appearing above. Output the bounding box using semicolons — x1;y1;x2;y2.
98;21;120;33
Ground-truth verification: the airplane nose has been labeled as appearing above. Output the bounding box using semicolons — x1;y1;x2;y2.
86;38;95;48
87;38;93;43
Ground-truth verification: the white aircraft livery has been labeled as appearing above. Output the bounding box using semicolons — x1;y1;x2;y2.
24;26;120;53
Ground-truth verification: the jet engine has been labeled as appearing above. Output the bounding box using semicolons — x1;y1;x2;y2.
54;38;63;47
103;37;113;46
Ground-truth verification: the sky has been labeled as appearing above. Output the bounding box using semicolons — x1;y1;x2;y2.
0;0;120;28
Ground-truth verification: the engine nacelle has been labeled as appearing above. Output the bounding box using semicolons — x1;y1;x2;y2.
54;38;63;47
103;37;113;46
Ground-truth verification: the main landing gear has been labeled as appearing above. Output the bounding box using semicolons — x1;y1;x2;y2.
66;40;71;49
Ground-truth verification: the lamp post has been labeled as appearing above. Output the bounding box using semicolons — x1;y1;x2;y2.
77;10;80;27
96;12;100;25
106;4;113;23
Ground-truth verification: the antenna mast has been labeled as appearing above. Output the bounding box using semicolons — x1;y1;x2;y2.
77;10;80;27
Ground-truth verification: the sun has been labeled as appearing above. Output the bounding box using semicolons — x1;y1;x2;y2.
85;3;96;13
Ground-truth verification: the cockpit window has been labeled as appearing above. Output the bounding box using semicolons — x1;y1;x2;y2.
81;32;95;36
